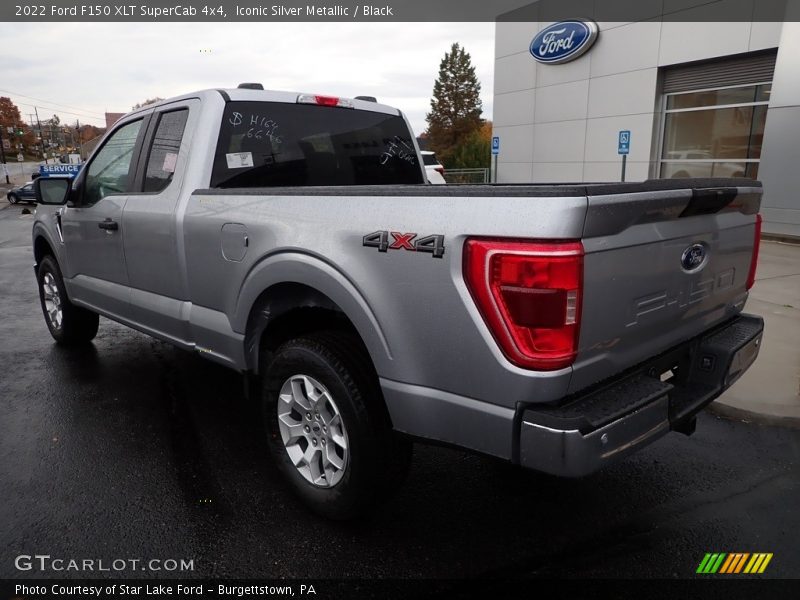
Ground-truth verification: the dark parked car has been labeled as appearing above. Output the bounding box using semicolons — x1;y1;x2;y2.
7;181;37;204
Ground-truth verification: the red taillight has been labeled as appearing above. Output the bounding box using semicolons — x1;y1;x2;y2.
746;214;762;290
296;94;354;108
314;95;339;106
464;239;584;371
435;166;444;175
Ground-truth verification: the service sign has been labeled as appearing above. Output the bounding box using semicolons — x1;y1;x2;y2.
39;164;81;178
530;20;599;65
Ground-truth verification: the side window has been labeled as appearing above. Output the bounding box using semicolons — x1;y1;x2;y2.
84;119;143;205
143;109;189;193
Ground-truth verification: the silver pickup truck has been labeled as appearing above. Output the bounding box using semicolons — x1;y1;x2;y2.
32;85;764;519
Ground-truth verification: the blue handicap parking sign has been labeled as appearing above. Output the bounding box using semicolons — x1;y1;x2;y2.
492;136;500;155
618;130;631;155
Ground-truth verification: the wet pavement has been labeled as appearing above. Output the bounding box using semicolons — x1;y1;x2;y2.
1;202;799;580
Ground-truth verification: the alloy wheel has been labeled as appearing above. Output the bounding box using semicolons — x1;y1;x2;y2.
277;374;349;487
42;272;63;329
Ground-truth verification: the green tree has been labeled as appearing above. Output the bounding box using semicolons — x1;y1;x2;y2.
425;43;484;166
448;121;492;170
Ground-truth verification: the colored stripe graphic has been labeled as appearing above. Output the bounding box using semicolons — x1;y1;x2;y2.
711;553;726;573
733;553;750;573
697;553;713;573
719;554;735;573
744;553;774;574
699;552;772;574
697;553;727;573
759;554;774;573
720;553;749;573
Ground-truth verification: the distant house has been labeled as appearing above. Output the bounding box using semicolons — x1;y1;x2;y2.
104;112;125;129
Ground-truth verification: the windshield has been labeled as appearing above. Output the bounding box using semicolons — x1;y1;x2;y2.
422;153;439;166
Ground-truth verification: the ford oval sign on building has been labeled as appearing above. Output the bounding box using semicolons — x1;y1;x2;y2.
530;20;599;64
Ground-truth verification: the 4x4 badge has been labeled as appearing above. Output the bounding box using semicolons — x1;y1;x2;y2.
363;231;445;258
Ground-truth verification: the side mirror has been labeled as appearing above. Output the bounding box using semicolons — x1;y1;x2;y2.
34;177;71;205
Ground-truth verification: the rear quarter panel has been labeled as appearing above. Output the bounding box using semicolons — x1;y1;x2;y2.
181;188;588;409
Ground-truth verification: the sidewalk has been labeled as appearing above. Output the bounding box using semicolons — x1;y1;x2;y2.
1;162;41;199
711;239;800;426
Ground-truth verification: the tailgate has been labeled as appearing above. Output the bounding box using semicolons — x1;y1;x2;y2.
569;179;762;393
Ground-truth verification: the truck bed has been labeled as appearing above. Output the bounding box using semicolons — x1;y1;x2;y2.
196;177;760;197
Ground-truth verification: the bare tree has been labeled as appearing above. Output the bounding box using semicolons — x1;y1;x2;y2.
132;97;164;110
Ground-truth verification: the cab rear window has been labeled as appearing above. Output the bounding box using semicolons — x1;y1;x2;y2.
210;101;424;188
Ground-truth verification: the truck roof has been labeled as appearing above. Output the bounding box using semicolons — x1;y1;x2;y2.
126;87;401;120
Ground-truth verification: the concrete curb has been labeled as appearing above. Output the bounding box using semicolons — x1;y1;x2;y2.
762;233;800;245
707;402;800;430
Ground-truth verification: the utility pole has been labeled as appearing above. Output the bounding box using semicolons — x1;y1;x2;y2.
76;119;83;161
0;127;9;184
0;106;9;183
34;107;47;164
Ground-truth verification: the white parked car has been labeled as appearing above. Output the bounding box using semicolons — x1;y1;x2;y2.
421;151;446;184
663;151;747;179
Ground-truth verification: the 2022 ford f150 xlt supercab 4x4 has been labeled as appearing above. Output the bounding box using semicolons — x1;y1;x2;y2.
31;86;764;519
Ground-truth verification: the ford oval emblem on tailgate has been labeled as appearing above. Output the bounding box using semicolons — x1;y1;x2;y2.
681;243;707;272
529;20;599;64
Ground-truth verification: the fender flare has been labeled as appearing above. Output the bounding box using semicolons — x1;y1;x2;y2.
31;223;62;272
232;251;392;374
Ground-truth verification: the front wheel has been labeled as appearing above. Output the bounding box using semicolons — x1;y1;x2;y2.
262;332;411;519
37;255;99;345
8;194;18;204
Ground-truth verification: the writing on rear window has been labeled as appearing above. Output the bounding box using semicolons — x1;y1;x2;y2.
381;136;417;166
211;101;423;188
228;111;283;145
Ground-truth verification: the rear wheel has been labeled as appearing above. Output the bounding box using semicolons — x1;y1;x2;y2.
262;331;411;519
37;255;99;345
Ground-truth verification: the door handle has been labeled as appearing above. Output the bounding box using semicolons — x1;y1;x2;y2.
98;219;119;231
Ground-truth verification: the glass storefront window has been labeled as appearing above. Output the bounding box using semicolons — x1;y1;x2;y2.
660;161;758;180
660;83;770;180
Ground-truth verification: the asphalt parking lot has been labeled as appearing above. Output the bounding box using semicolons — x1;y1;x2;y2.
1;202;799;581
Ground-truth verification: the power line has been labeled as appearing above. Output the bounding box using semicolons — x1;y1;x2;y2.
0;88;105;118
11;99;106;126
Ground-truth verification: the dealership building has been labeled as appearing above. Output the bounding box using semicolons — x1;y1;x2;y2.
492;2;800;237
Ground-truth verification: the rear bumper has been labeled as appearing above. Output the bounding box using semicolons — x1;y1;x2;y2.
517;314;764;477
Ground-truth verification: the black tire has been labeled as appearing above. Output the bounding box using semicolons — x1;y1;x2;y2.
8;194;18;204
37;255;99;345
262;331;411;520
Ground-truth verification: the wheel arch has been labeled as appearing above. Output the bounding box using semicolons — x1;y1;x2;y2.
33;229;58;272
234;253;392;377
